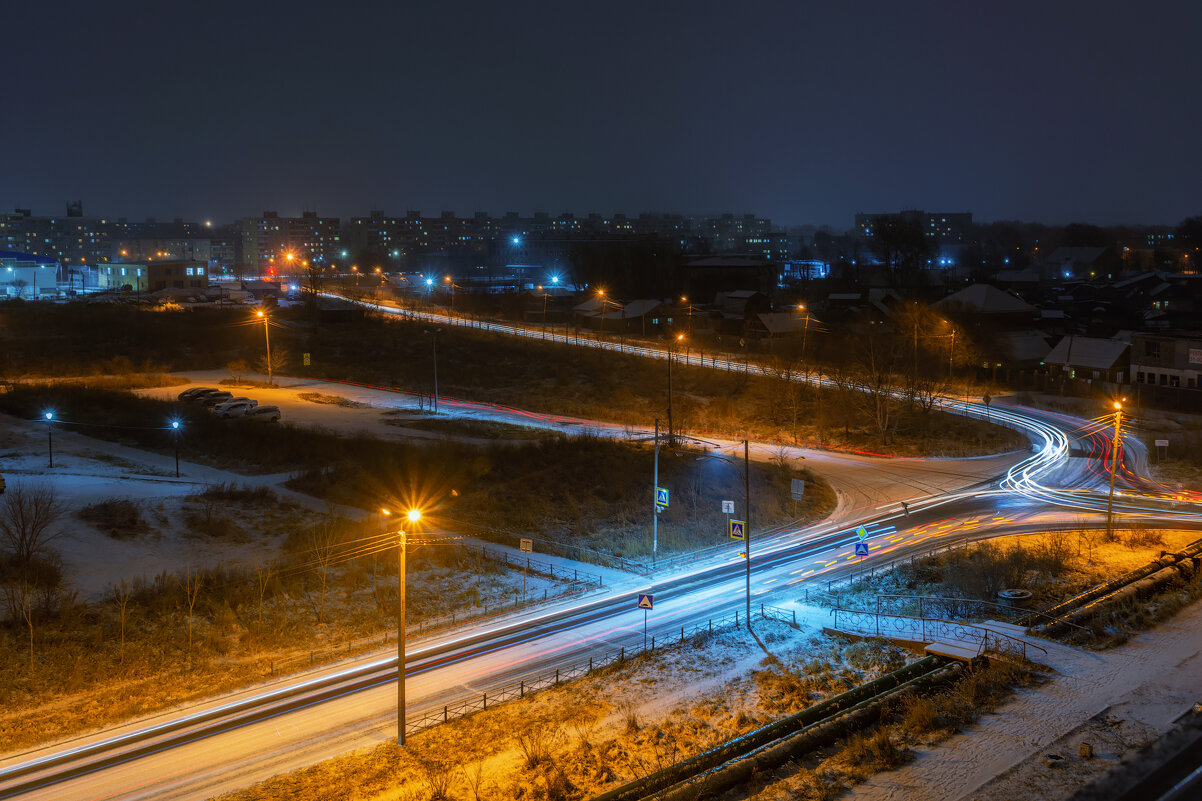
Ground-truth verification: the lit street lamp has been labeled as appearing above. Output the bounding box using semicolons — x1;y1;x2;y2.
1105;399;1126;541
170;420;181;477
44;411;54;468
668;333;684;447
385;507;422;746
697;441;752;629
255;310;273;385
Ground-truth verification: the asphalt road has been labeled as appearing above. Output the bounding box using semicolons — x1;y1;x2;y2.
3;305;1200;800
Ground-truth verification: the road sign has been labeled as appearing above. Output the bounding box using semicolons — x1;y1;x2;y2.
729;520;746;540
854;541;870;557
1155;439;1169;447
519;538;533;553
856;526;869;541
791;478;805;500
303;352;311;366
721;500;735;514
637;593;654;610
655;487;669;508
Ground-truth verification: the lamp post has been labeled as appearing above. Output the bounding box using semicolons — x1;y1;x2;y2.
444;276;455;314
652;418;660;568
1105;400;1125;542
255;310;272;386
424;328;442;414
698;441;752;629
170;420;181;477
797;304;812;364
44;411;54;468
668;333;684;447
386;507;422;746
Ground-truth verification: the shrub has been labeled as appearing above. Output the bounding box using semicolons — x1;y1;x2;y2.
78;498;151;539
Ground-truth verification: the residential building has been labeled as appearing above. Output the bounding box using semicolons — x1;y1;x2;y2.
1130;332;1202;389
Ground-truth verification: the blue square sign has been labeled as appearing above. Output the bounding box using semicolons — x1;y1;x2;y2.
729;520;746;540
637;593;654;610
854;541;870;557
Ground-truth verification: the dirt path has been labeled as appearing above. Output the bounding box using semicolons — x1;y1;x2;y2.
848;598;1202;801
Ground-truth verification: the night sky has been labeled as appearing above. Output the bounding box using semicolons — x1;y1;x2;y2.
4;1;1199;227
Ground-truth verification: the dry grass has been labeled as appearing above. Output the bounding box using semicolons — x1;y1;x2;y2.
207;622;918;801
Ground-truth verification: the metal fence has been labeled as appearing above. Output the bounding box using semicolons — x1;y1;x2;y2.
461;540;606;586
829;607;1046;661
404;603;799;736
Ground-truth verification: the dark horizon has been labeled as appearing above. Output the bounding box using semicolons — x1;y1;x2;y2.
4;1;1199;229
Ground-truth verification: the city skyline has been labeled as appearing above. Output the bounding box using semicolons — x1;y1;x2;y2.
3;1;1199;227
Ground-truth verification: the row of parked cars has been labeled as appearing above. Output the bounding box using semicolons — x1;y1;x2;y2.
177;387;282;422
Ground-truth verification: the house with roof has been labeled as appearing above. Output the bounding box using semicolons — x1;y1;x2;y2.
1043;334;1130;383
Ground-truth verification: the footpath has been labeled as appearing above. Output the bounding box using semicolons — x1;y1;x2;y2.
849;597;1202;800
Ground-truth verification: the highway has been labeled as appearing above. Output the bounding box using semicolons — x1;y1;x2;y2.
3;302;1201;800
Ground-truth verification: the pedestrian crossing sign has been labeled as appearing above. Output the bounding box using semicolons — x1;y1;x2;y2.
855;541;870;557
655;487;669;508
729;520;746;540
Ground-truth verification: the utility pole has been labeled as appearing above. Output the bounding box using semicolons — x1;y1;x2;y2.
743;439;751;630
652;419;660;567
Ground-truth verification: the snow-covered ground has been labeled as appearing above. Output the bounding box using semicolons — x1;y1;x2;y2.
848;596;1202;801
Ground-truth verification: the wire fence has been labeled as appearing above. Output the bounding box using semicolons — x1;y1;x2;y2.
404;603;799;736
460;540;606;586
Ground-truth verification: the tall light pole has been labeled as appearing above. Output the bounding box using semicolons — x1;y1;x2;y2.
444;276;455;314
652;418;660;568
386;507;421;746
170;420;181;478
256;310;272;386
1105;400;1125;542
797;304;811;363
44;411;54;468
668;333;684;447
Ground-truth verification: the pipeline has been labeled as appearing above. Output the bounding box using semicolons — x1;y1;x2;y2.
1030;540;1202;634
1024;538;1202;628
651;660;964;801
590;655;951;801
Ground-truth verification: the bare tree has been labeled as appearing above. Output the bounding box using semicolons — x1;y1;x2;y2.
255;560;275;629
111;579;133;664
16;581;34;671
180;564;205;663
854;329;901;445
0;483;65;571
306;520;339;624
255;348;290;383
226;359;250;384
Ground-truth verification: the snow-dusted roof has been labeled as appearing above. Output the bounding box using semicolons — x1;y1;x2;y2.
935;283;1036;314
755;312;809;335
999;331;1052;362
1044;335;1129;370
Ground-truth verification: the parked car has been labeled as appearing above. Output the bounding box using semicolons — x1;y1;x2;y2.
212;397;257;413
243;405;281;423
198;391;235;408
178;387;217;401
215;401;257;418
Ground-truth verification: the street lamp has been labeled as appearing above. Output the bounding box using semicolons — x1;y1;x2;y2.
797;304;812;362
170;420;181;478
387;507;422;746
44;411;54;468
255;310;273;386
668;333;684;447
1105;399;1126;542
697;441;752;629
